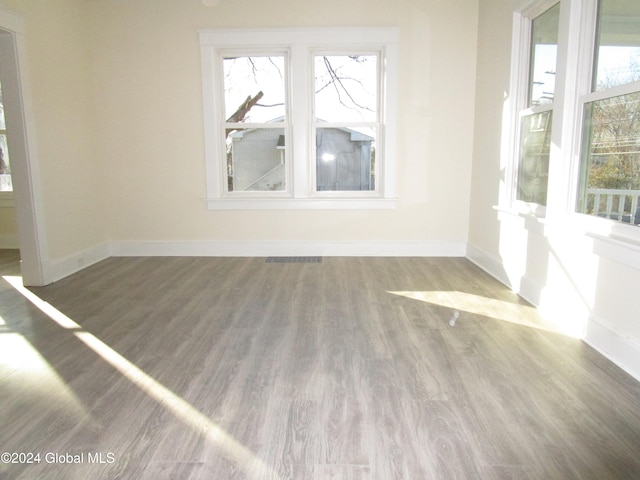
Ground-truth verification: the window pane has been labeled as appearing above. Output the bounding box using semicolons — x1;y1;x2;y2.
517;111;552;205
226;128;286;192
316;126;375;191
0;81;10;192
0;134;10;192
0;81;5;130
528;3;560;106
577;91;640;225
314;55;377;122
594;0;640;91
223;56;286;123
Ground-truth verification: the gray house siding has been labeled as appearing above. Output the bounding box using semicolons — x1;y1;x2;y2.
315;128;374;191
229;128;286;191
229;126;373;192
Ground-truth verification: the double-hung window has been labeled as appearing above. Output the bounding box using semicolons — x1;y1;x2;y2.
512;2;560;209
507;0;640;254
200;28;397;209
222;53;289;193
313;53;379;194
576;0;640;226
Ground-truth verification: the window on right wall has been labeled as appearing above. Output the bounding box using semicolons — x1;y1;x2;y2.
576;0;640;226
516;2;560;207
0;80;12;193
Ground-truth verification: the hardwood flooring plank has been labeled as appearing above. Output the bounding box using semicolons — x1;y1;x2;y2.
401;399;483;479
1;253;640;479
262;399;318;480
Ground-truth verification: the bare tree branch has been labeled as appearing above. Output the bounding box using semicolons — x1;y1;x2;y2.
226;91;265;136
322;56;374;113
226;91;264;124
225;55;373;136
268;57;284;81
256;102;285;108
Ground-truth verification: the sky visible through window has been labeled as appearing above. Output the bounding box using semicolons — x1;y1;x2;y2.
223;56;286;123
596;46;640;90
530;45;640;105
222;54;378;125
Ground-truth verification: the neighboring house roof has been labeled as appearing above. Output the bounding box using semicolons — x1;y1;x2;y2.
229;117;374;144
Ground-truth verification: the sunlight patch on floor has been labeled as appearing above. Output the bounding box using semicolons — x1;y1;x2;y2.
388;290;578;336
0;332;92;421
3;276;83;330
74;331;280;478
2;275;282;480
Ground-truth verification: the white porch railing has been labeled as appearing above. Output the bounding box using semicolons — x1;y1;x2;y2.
586;188;640;225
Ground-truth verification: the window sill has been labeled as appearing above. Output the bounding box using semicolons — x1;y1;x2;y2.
494;204;547;235
588;232;640;271
496;205;640;270
567;213;640;271
206;197;397;210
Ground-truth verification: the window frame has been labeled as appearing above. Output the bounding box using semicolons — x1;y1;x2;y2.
219;50;291;197
572;0;640;229
507;0;561;216
504;0;640;254
199;28;398;210
311;49;382;198
0;76;13;204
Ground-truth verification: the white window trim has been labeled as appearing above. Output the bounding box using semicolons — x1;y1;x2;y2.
310;48;383;198
546;0;595;219
504;0;561;217
218;49;292;198
199;27;398;210
562;0;640;247
503;0;640;262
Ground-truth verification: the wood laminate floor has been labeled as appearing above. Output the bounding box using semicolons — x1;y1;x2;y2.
1;250;639;479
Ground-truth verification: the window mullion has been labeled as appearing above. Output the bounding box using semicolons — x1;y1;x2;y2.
200;28;397;208
564;0;603;216
512;2;560;209
290;43;310;199
580;80;640;105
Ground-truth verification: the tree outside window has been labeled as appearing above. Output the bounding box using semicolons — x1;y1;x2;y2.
515;2;560;206
577;0;640;225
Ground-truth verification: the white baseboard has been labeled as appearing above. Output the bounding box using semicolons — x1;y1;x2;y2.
466;243;513;288
45;243;111;283
468;242;640;382
585;317;640;382
40;240;465;283
110;240;468;258
518;273;546;308
0;233;19;249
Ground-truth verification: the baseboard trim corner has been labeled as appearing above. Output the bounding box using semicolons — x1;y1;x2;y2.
45;243;111;283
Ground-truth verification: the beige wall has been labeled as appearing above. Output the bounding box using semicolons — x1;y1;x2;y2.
0;0;480;256
468;0;515;254
0;0;106;261
85;0;478;245
0;204;17;247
